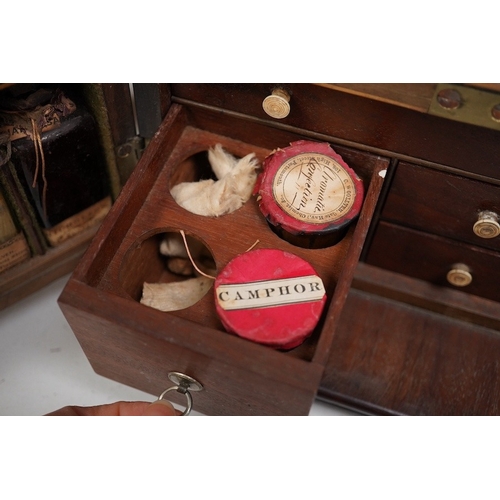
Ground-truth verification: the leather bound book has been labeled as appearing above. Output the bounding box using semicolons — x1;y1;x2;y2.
0;87;112;247
0;187;31;274
0;162;47;257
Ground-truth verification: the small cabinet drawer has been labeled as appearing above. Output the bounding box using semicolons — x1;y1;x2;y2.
381;162;500;252
170;85;500;180
58;102;388;415
366;221;500;303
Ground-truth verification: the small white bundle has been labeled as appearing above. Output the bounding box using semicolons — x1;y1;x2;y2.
159;232;216;278
170;144;259;217
140;231;216;312
141;277;213;312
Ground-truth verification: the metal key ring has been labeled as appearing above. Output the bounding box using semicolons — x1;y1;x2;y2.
157;372;204;416
158;386;193;416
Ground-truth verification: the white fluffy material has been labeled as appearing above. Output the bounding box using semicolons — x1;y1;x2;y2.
170;144;259;217
141;277;213;312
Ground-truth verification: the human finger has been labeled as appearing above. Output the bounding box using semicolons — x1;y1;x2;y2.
46;400;179;416
142;399;178;416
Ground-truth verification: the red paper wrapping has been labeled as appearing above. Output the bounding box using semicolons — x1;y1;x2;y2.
214;248;327;349
256;140;364;247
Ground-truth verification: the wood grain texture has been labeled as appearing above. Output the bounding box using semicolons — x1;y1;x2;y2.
381;162;500;251
170;84;500;180
366;221;500;303
353;262;500;330
59;279;322;415
317;83;436;112
58;102;388;415
319;286;500;415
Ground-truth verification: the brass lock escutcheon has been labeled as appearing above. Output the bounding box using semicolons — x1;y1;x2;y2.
430;84;500;132
446;263;472;287
473;211;500;239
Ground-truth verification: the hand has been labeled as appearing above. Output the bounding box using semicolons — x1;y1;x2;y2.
46;399;179;416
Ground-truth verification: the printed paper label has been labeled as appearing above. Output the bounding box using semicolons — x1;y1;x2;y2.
272;153;356;224
216;275;325;311
0;233;30;273
44;196;111;246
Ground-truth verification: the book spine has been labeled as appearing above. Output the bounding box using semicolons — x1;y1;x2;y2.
9;108;110;227
2;87;112;248
0;161;47;256
0;187;31;274
0;188;17;241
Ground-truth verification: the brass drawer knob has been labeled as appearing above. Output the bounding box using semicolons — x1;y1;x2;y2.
262;88;291;119
446;264;472;287
473;210;500;239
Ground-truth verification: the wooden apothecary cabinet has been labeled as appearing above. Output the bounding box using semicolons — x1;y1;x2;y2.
58;83;500;415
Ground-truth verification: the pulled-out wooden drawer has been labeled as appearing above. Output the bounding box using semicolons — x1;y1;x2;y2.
366;221;500;303
381;162;500;252
58;102;389;415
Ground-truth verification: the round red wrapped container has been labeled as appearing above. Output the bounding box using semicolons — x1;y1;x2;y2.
214;248;327;350
256;140;364;248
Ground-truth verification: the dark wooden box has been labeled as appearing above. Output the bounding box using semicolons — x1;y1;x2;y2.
59;84;500;415
58;87;388;415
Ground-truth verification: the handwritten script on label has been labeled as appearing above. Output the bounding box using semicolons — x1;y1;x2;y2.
272;153;355;224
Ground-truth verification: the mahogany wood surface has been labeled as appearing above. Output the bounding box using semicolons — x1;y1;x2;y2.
319;283;500;416
352;263;500;332
381;162;500;251
366;221;500;303
60;279;323;415
318;84;436;112
58;102;388;415
0;84;500;415
170;84;500;181
50;84;500;415
323;83;500;112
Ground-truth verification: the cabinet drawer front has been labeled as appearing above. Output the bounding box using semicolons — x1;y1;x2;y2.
171;84;500;180
366;221;500;302
319;287;500;415
381;162;500;252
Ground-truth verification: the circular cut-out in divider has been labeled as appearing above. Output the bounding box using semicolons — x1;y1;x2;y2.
169;145;259;217
119;229;216;312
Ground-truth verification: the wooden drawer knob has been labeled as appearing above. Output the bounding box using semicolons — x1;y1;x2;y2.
447;264;472;287
473;210;500;239
262;88;291;119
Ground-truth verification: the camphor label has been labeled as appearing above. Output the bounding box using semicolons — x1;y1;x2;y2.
216;275;325;311
272;153;356;224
